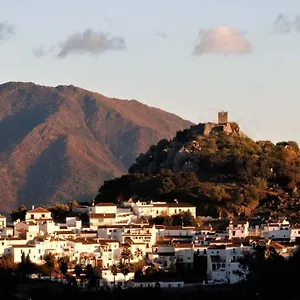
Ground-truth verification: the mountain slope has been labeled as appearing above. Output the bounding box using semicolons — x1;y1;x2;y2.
0;82;192;212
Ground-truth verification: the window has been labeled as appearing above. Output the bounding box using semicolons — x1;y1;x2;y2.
42;214;45;218
232;231;236;236
31;214;34;219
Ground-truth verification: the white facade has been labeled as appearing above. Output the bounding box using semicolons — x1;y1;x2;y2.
206;243;248;284
228;221;249;239
25;207;52;222
11;244;46;264
89;203;117;215
89;214;116;229
263;219;291;240
132;201;196;218
0;226;14;237
290;226;300;243
66;217;82;230
0;215;6;228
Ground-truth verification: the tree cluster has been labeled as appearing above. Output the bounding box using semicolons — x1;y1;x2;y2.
149;211;197;226
237;245;300;298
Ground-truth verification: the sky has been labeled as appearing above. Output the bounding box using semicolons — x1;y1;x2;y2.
1;0;300;142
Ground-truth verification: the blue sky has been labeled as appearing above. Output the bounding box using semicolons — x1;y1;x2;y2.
1;0;300;142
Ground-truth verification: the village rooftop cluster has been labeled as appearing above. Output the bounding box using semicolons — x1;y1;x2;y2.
0;199;300;288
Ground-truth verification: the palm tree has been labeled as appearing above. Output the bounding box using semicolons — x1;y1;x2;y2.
110;264;119;288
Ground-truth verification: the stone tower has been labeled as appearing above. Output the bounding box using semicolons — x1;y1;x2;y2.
218;111;228;124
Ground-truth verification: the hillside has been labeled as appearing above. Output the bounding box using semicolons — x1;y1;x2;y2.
96;121;300;218
0;82;192;212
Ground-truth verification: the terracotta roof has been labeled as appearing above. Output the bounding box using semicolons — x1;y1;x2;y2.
96;202;116;207
0;237;24;241
174;243;193;249
55;231;75;235
27;207;50;213
0;215;6;219
89;213;116;219
98;224;152;229
155;225;165;229
208;244;226;250
12;244;35;248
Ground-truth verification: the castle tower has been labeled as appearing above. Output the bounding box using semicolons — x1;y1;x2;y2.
218;111;228;124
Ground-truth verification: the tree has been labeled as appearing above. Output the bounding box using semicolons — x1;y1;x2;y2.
120;247;133;263
74;264;82;278
10;205;27;222
43;253;56;279
85;264;96;289
118;262;131;285
58;257;69;277
110;264;118;288
172;211;197;226
17;253;37;277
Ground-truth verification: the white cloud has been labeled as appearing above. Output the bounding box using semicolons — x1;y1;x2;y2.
57;28;125;58
0;22;15;40
193;26;252;55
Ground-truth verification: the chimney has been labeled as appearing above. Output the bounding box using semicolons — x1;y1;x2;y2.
32;205;35;210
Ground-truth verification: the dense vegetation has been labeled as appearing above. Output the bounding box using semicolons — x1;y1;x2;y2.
96;126;300;218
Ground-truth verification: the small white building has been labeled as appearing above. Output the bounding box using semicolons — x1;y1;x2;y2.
11;243;46;264
150;242;176;268
89;213;116;229
263;218;291;240
132;201;196;219
228;220;249;239
25;207;52;223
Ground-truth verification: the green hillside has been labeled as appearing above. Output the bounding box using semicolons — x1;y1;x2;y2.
95;122;300;218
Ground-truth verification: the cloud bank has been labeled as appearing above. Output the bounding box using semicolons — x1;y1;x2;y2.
193;26;251;56
57;28;125;58
0;22;15;40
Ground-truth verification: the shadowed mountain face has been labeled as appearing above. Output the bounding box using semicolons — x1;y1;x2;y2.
0;82;192;212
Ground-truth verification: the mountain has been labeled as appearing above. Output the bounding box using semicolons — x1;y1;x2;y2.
96;121;300;218
0;82;192;213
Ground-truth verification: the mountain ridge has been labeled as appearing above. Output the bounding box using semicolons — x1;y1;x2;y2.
0;82;193;213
